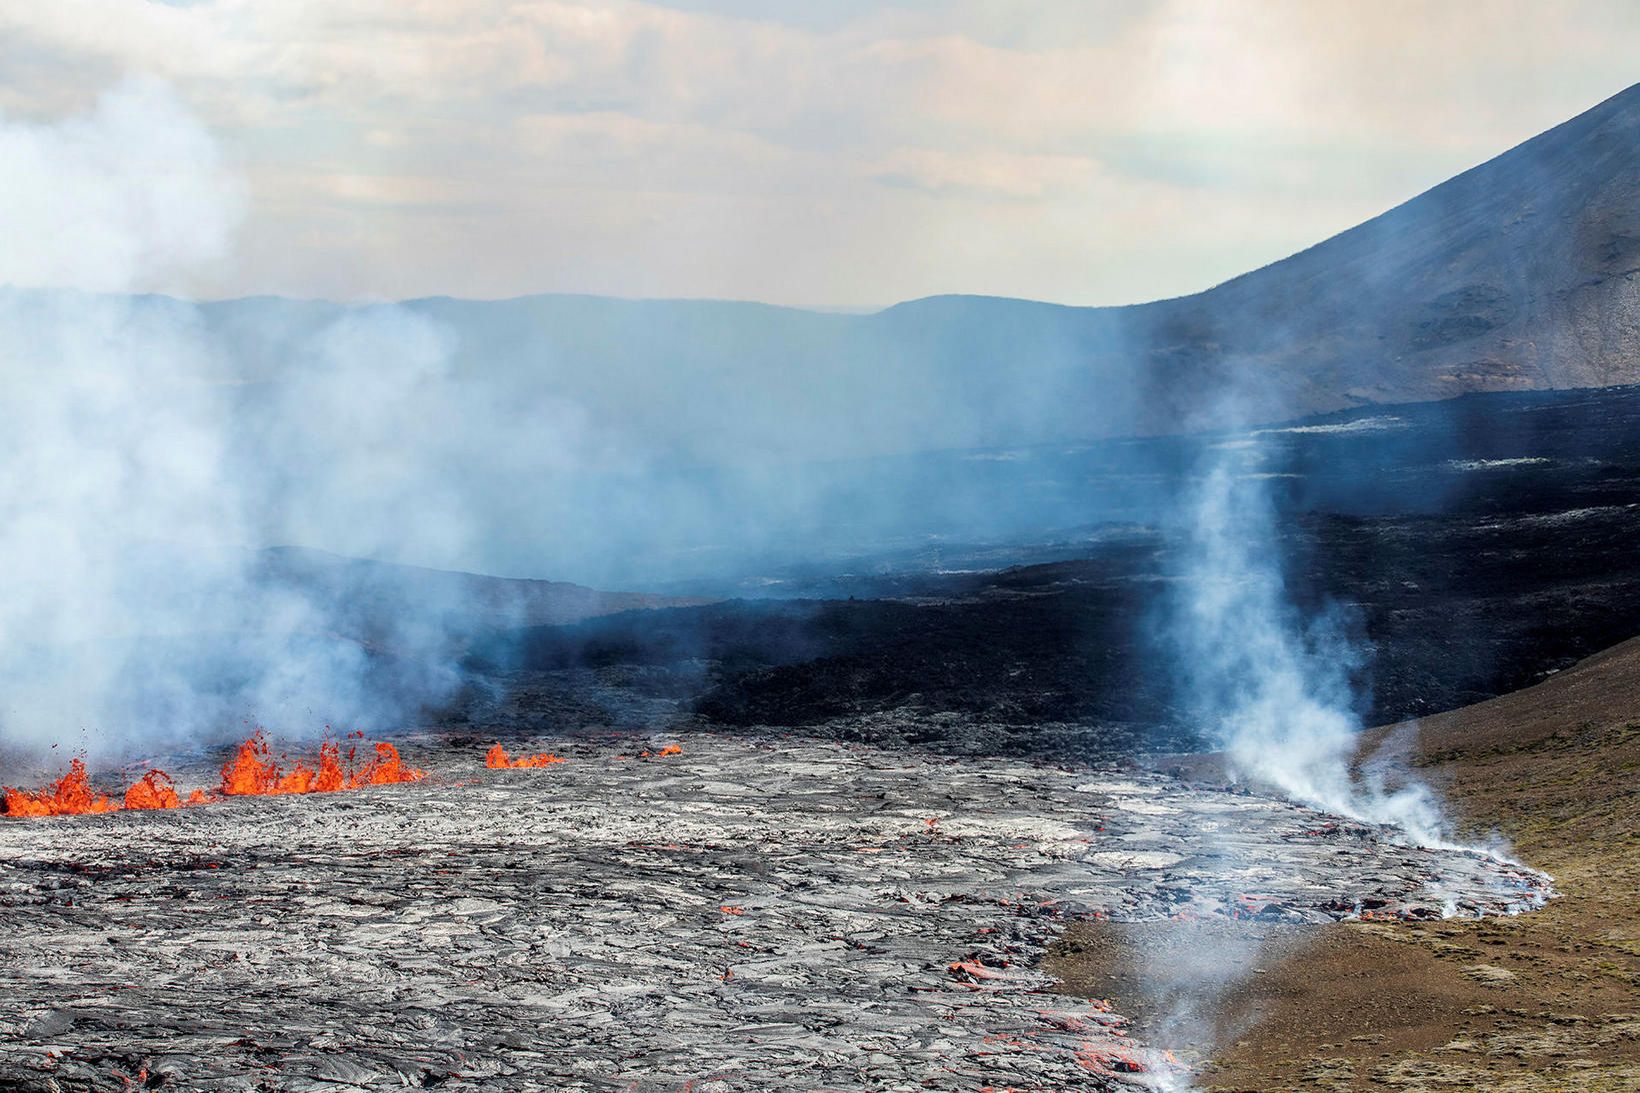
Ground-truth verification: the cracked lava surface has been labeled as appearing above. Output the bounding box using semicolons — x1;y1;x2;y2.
0;733;1549;1091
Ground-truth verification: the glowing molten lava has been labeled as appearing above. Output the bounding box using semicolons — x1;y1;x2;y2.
486;743;567;769
3;732;425;819
354;741;423;786
221;732;423;796
3;759;117;818
220;733;290;796
619;744;683;760
123;770;181;811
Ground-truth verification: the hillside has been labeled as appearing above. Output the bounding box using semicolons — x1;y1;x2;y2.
1116;78;1640;430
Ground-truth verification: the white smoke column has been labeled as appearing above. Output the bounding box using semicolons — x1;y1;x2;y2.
0;77;239;294
1174;435;1491;852
0;79;246;758
1138;427;1552;1092
0;80;490;761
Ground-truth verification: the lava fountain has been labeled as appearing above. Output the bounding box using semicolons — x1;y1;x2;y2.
485;743;568;768
2;732;425;818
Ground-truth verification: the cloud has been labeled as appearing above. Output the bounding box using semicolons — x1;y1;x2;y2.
1;1;1637;305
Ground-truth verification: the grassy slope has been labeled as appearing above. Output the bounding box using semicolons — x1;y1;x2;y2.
1047;637;1640;1091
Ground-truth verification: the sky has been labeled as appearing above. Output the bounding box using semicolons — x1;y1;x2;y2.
2;0;1638;308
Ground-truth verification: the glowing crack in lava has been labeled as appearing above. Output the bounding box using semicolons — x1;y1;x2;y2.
617;743;683;760
485;743;567;768
1;733;426;819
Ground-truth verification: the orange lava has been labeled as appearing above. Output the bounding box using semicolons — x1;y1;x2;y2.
220;733;286;796
624;743;683;760
1075;1045;1147;1076
123;770;181;811
485;743;567;769
3;758;117;818
353;741;424;786
313;742;344;791
221;732;423;795
3;732;425;820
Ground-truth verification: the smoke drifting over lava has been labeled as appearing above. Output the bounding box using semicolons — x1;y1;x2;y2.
0;51;1591;1093
0;78;1503;858
0;82;579;759
1146;403;1547;1088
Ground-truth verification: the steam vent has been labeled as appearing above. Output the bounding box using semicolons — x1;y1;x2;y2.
5;8;1640;1093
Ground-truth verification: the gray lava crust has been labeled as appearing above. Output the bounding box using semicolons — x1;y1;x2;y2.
0;734;1547;1091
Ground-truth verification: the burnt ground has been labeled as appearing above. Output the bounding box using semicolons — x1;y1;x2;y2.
1046;635;1640;1092
458;387;1640;759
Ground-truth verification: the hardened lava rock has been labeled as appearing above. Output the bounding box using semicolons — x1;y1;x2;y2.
0;734;1547;1091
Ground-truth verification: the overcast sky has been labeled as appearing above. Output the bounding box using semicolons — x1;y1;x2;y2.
3;1;1638;307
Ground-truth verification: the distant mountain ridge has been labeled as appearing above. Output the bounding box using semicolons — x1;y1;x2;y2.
871;78;1640;433
17;83;1635;464
7;84;1636;583
256;547;710;633
1122;78;1640;424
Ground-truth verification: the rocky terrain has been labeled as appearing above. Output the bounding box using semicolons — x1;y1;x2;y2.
0;734;1545;1092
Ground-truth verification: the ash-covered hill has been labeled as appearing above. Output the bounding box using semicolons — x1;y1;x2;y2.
899;78;1640;429
1119;79;1640;428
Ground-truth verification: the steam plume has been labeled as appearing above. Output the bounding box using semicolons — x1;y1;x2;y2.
1142;412;1535;1092
1172;436;1458;848
0;81;494;759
